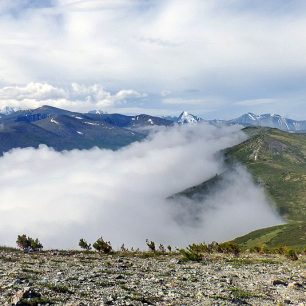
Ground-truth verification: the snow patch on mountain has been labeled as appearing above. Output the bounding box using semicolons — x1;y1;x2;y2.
50;118;59;125
0;106;21;116
88;110;105;115
84;121;100;126
230;113;306;132
177;111;202;125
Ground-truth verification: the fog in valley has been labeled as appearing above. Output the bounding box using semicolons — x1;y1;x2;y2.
0;124;282;249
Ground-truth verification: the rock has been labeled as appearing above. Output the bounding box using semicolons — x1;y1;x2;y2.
11;287;41;305
0;250;305;305
272;279;288;286
283;299;292;304
115;275;125;280
288;282;304;289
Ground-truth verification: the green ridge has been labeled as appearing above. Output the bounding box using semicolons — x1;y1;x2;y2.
225;127;306;221
226;127;306;248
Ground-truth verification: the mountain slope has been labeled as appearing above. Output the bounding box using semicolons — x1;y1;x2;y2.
229;113;306;132
171;127;306;247
177;111;202;124
85;111;173;128
225;127;306;221
0;106;149;153
233;221;306;249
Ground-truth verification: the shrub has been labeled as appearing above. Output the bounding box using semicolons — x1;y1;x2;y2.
93;237;112;253
29;238;43;251
189;243;209;254
260;244;270;254
158;244;166;252
272;246;286;255
249;244;270;254
146;239;156;252
217;242;240;255
180;246;202;262
16;234;29;250
79;238;92;251
16;234;43;252
120;244;128;252
207;241;219;253
285;248;298;261
167;245;172;252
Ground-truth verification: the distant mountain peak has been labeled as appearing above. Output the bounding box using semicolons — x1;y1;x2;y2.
230;112;306;132
0;106;21;115
88;110;106;115
177;111;202;125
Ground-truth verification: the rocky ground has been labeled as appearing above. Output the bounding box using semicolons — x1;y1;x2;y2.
0;249;305;305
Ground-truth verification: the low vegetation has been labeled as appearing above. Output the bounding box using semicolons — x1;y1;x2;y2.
92;237;113;253
9;234;305;263
226;127;306;222
78;238;92;251
16;234;43;252
233;222;306;250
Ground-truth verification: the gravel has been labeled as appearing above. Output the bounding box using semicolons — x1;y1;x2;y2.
0;250;305;305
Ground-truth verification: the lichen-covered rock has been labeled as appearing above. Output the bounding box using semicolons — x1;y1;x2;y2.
0;250;305;305
10;287;41;305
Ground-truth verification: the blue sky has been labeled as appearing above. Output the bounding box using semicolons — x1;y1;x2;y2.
0;0;306;119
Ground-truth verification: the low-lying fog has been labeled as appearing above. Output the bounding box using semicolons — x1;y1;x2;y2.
0;124;282;249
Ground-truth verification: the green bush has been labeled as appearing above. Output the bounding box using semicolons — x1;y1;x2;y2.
93;237;112;253
180;247;203;262
16;234;43;252
217;242;240;255
146;239;156;252
189;243;209;254
285;248;298;261
158;244;166;252
79;238;92;251
249;244;270;254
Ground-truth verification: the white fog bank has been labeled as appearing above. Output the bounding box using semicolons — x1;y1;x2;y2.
0;124;282;249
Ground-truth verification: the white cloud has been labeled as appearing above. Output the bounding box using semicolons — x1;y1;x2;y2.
0;1;305;91
0;1;305;116
0;82;145;112
0;124;281;249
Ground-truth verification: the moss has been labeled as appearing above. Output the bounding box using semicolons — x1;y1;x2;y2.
45;283;73;294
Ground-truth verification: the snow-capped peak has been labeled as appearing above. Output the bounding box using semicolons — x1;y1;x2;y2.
247;112;257;121
0;106;21;115
177;111;201;125
88;110;105;115
230;112;306;132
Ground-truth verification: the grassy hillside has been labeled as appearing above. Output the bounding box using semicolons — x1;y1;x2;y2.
224;127;306;248
233;221;306;249
225;127;306;222
173;127;306;247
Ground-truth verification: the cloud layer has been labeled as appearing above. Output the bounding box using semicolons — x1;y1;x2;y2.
0;82;145;112
0;124;281;249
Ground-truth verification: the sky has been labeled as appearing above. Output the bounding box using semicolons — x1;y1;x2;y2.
0;0;306;119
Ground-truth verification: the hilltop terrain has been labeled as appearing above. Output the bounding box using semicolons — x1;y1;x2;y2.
0;249;305;306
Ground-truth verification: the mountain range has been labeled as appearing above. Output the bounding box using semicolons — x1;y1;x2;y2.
0;105;172;154
228;112;306;132
1;105;306;155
